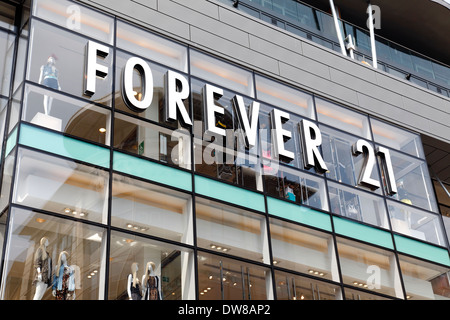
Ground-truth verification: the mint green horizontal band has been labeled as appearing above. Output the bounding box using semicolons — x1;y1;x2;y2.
267;197;332;231
114;151;192;191
19;124;110;168
333;216;394;249
5;127;18;157
194;175;265;212
394;235;450;266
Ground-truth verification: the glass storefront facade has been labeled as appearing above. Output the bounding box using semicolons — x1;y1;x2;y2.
0;0;449;301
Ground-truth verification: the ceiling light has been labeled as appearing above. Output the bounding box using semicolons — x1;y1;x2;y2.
99;127;106;133
36;218;46;223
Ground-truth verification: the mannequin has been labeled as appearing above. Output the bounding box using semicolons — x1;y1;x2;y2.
127;262;142;300
142;261;162;300
32;237;52;300
38;55;61;115
52;251;76;300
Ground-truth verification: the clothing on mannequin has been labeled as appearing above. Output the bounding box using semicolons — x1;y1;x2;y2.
32;237;52;300
38;55;61;115
127;262;142;300
52;251;76;300
142;261;162;300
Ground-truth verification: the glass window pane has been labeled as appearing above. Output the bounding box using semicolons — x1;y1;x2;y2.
316;98;371;139
371;118;424;158
384;149;438;213
344;287;392;300
387;200;446;246
0;150;15;213
321;124;382;193
114;113;191;169
264;164;328;211
190;50;254;97
328;181;389;229
197;251;271;300
108;231;195;300
0;31;15;97
27;20;113;106
111;174;193;245
275;270;342;300
269;218;338;281
398;254;450;300
255;75;315;120
23;83;111;145
33;0;114;45
12;148;109;224
0;2;16;31
116;20;187;73
336;237;403;299
196;197;269;263
1;207;106;300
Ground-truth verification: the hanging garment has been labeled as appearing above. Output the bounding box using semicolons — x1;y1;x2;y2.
144;275;160;300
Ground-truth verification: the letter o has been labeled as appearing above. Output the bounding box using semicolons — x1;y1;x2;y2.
122;56;153;112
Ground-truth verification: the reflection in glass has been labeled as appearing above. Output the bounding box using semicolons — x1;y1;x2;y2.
108;231;194;300
13;148;109;224
33;0;114;45
0;31;15;96
387;200;446;246
0;207;106;300
344;287;392;300
275;270;342;300
336;237;403;299
111;173;193;244
27;20;113;106
197;251;271;300
371;118;424;159
398;254;450;300
270;218;338;281
196;197;269;263
328;181;389;229
23;84;111;145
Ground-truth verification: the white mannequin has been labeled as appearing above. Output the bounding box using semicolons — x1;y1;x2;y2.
52;251;76;300
33;237;51;300
38;56;61;115
142;261;162;300
127;262;142;300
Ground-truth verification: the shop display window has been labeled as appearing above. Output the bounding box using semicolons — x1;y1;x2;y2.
274;270;342;300
387;200;446;246
328;181;389;229
114;112;191;169
0;207;106;300
269;218;338;281
370;118;424;159
398;254;450;300
344;287;392;300
197;251;271;300
192;79;262;190
108;231;195;300
321;124;382;194
255;74;315;120
264;164;328;211
196;197;269;263
27;20;113;107
114;50;190;130
190;50;254;98
315;98;371;140
22;83;111;145
382;148;438;213
336;237;403;299
12;148;109;224
111;173;194;245
33;0;114;45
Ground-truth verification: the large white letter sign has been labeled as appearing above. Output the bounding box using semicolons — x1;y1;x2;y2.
299;119;328;173
270;108;294;161
352;139;381;190
232;95;260;149
203;83;226;137
84;40;109;96
122;57;153;112
165;70;192;126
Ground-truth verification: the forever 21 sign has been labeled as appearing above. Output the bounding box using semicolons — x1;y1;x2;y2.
83;40;398;195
